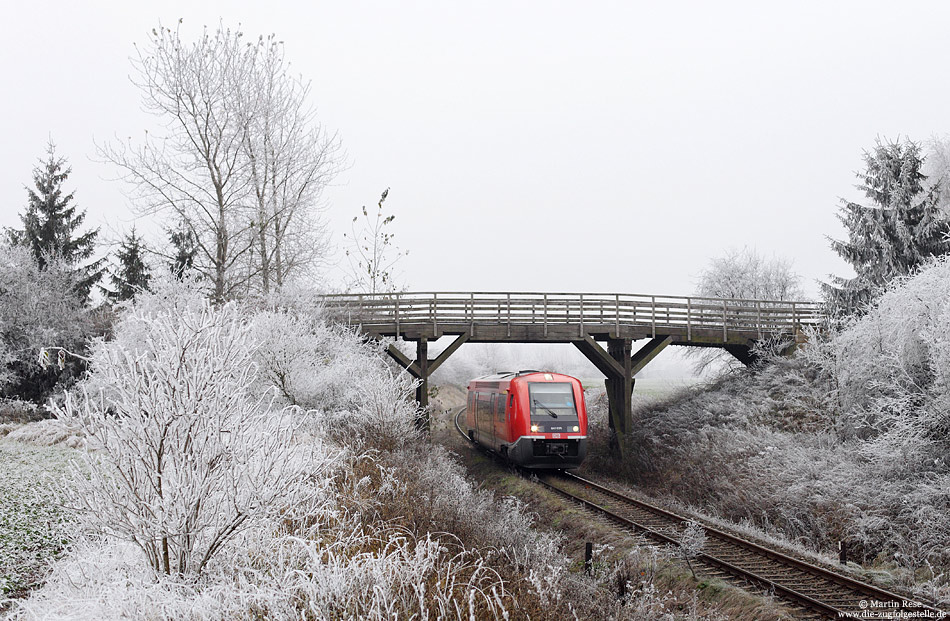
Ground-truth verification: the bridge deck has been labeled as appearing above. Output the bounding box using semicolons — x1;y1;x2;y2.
322;291;822;346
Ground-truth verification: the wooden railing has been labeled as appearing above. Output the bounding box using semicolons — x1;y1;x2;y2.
320;292;823;342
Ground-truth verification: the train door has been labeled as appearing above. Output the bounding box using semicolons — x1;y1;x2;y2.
476;392;492;440
493;393;506;444
467;391;475;430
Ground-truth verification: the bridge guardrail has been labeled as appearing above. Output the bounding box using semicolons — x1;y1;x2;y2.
319;292;823;342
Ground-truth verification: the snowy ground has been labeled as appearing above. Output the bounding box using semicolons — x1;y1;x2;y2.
0;439;75;605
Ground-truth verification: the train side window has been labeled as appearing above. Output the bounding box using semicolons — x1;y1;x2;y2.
494;394;505;422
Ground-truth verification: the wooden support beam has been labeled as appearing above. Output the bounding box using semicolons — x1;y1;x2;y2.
724;344;756;367
383;341;422;378
630;335;673;376
572;335;625;379
427;331;470;375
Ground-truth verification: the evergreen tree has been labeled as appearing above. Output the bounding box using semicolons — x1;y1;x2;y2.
823;138;950;315
169;220;198;279
106;229;152;302
5;142;104;301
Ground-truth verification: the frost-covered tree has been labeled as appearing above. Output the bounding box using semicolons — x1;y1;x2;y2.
695;247;804;301
924;136;950;218
824;138;950;315
240;35;340;296
104;229;152;302
0;244;91;402
100;23;340;304
690;247;804;371
168;219;198;280
5;142;104;302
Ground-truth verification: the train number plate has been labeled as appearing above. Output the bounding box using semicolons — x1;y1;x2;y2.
552;433;561;439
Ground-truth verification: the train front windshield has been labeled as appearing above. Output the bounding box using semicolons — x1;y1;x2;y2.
528;383;579;426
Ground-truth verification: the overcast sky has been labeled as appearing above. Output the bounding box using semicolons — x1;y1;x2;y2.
4;0;950;300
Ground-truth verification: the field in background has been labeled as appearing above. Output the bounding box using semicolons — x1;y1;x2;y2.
582;376;700;399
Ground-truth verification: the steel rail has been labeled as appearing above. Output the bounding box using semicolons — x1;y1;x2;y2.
534;473;850;620
561;471;943;611
548;472;946;620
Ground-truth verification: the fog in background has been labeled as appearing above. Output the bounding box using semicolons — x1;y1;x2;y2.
5;1;950;379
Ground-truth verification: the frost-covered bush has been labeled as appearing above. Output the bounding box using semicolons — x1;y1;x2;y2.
824;256;950;458
251;310;421;450
57;302;331;576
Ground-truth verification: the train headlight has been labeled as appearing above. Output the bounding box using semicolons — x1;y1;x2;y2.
572;425;579;432
530;424;539;433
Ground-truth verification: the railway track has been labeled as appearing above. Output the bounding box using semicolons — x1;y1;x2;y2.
452;408;947;620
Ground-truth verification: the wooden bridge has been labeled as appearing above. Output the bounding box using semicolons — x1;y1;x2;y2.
322;291;823;446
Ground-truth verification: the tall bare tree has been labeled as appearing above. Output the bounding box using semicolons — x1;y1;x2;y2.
101;23;340;303
240;35;340;296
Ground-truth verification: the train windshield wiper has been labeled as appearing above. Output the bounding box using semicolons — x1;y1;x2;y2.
533;399;558;418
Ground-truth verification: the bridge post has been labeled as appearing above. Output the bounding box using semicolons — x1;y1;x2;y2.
605;338;633;439
415;337;429;431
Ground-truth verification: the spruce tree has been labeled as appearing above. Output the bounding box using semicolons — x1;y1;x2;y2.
106;229;152;302
5;142;104;302
823;138;950;315
169;220;197;279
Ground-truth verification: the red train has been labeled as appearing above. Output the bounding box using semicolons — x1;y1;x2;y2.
464;370;588;469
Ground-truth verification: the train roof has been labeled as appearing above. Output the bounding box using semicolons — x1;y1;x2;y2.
468;370;579;384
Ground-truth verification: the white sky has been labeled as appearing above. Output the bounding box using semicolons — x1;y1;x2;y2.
4;0;950;300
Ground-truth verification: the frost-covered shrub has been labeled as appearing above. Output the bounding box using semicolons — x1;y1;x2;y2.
58;302;331;576
11;500;514;620
0;399;42;424
819;256;950;458
251;310;421;450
